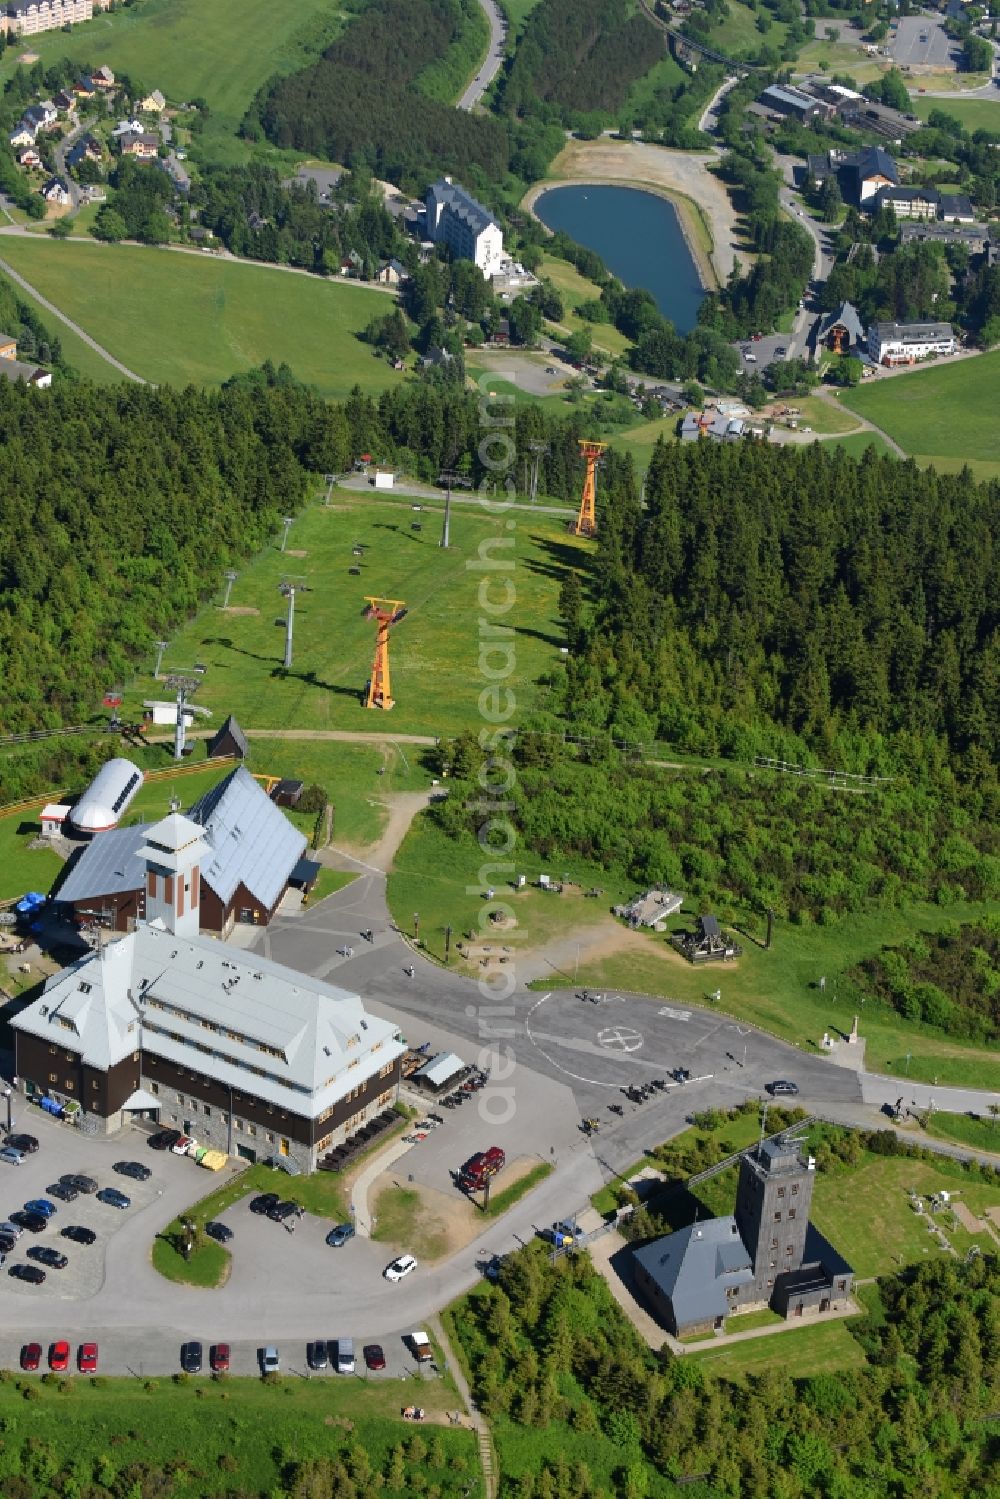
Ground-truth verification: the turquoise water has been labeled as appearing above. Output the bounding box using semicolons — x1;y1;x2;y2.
534;183;705;332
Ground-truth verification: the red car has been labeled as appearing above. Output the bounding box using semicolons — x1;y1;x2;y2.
48;1340;70;1372
77;1342;98;1373
363;1343;386;1371
19;1342;41;1371
210;1343;230;1373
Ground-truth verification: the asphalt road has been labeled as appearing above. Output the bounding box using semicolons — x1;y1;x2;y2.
458;0;507;112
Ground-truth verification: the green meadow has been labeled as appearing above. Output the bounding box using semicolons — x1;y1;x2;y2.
841;351;1000;477
0;239;402;396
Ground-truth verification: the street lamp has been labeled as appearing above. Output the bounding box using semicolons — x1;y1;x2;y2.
280;516;294;553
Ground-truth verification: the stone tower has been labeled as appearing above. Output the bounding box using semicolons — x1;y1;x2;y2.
735;1133;815;1303
138;813;209;938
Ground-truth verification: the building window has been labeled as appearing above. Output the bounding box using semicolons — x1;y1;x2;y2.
788;1208;796;1220
786;1245;794;1257
280;1138;290;1156
48;1073;57;1083
203;1106;211;1118
177;1094;184;1105
769;1260;776;1269
91;1080;99;1090
234;1119;243;1133
791;1184;799;1195
777;1187;785;1198
838;1279;847;1292
767;1278;774;1288
773;1212;781;1223
150;1083;159;1095
64;1080;74;1091
49;1045;57;1055
248;1123;257;1136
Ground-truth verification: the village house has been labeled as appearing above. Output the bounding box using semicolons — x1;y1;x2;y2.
120;131;160;161
66;134;102;170
376;258;408;285
53;90;74;111
41;174;71;206
815;300;866;357
139;89;166;113
92;63;115;88
808;146;898;206
16;145;41;168
875;185;940;220
0;330;53;388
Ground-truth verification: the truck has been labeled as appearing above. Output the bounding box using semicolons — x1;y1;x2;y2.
458;1146;506;1192
408;1330;433;1363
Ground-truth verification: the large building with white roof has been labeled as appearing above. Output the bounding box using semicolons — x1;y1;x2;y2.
13;813;404;1168
425;177;503;277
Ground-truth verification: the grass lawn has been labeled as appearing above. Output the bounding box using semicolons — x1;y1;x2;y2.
372;1183;451;1260
923;1109;1000;1155
548;893;1000;1088
151;1225;230;1288
805;1148;1000;1278
690;1317;865;1378
483;1160;552;1217
309;867;358;902
790;394;861;435
841;351;1000;473
497;0;545;40
537;253;635;360
791;40;888;86
625;55;688;122
822;431;895;460
0;0;348;166
724;1306;784;1332
0;262;126;384
0;1375;479;1497
131;491;590;740
613;413;678;474
913;95;1000;132
0;239;402;397
711;0;788;53
387;813;635;968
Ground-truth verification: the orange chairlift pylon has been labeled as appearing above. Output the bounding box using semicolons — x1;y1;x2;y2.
572;439;607;538
363;597;407;710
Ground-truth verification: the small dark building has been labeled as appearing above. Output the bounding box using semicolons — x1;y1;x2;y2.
671;913;743;965
207;714;248;760
271;778;304;809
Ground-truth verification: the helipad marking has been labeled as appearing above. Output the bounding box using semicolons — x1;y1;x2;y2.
596;1025;644;1053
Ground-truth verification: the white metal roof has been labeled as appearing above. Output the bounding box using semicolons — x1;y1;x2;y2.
69;758;144;833
187;767;306;909
414;1051;466;1087
14;923;405;1119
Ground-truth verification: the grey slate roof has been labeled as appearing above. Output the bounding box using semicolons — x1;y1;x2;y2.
816;300;865;347
426;178;498;236
875;185;938;206
855;146;898;185
634;1216;754;1328
939;193;974;219
53;823;147;903
871;320;954;344
187;765;306;910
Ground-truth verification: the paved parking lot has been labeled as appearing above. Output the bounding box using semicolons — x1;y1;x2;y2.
890;17;959;69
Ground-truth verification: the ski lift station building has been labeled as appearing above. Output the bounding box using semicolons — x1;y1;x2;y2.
68;758;144;835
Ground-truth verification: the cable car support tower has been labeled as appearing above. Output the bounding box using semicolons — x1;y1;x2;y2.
363;597;407;710
572;440;607;538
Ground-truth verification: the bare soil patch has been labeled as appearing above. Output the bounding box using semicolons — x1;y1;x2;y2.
286;548;308;557
220;605;260;616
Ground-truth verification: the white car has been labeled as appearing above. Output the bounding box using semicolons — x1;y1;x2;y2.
384;1254;418;1282
261;1346;280;1374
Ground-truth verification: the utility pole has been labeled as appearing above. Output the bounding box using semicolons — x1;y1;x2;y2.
221;571;238;608
280;515;294;553
437;471;471;548
153;641;169;680
444;925;452;962
279;579;308;670
324;473;335;507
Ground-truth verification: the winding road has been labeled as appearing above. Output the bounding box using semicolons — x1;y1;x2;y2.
458;0;507;111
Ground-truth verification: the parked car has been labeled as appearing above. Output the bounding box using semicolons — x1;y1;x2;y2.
210;1343;230;1373
384;1254;418;1282
775;346;787;356
364;1343;387;1371
181;1342;203;1374
7;1134;38;1154
307;1340;329;1371
0;1146;25;1166
48;1340;70;1371
260;1346;280;1375
171;1136;194;1156
540;1220;580;1248
267;1200;299;1223
10;1263;45;1284
61;1174;97;1194
61;1225;96;1245
11;1210;48;1233
78;1342;99;1373
47;1182;79;1203
27;1246;67;1269
484;1254;506;1282
25;1199;56;1219
20;1342;41;1371
0;1233;17;1255
148;1129;181;1151
114;1161;152;1182
333;1338;355;1374
766;1080;799;1097
249;1193;280;1216
325;1222;355;1248
97;1188;130;1209
205;1221;233;1244
0;1221;24;1240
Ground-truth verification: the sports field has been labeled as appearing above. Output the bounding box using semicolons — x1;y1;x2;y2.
0;239;402;396
841;351;1000;475
124;489;589;740
0;0;348;163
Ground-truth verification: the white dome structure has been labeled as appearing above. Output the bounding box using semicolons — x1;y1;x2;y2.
69;758;144;834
